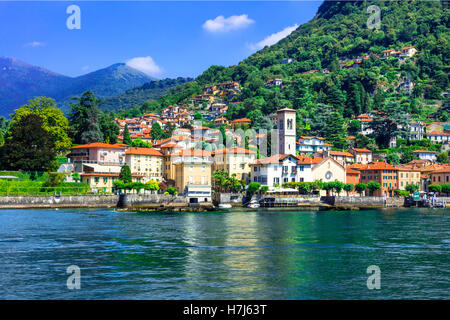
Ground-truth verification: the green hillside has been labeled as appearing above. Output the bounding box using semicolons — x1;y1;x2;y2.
99;77;193;113
134;0;448;128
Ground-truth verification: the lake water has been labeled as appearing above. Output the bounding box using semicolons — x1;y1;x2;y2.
0;207;449;299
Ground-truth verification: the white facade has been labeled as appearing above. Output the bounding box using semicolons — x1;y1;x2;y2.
297;136;332;154
413;150;437;161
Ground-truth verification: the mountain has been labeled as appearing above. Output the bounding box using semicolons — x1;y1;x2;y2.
99;77;193;112
0;57;157;116
151;0;448;123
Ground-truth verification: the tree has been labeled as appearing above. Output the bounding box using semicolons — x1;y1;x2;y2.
428;184;442;193
348;120;362;135
355;183;367;196
442;184;450;196
99;112;120;144
144;180;160;193
343;183;354;196
405;183;419;194
132;139;152;148
68;91;104;144
247;182;261;198
11;97;71;153
367;181;381;196
72;172;81;183
437;152;449;163
122;124;132;146
167;186;178;195
119;165;132;183
331;180;345;195
151;122;164;141
321;182;334;196
369;102;410;148
2;114;57;171
386;152;400;165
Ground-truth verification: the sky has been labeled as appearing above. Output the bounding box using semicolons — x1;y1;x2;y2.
0;1;322;79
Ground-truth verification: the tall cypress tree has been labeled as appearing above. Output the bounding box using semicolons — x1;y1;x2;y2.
122;124;132;145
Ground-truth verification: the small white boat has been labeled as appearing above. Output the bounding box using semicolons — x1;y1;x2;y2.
246;200;260;208
218;203;232;209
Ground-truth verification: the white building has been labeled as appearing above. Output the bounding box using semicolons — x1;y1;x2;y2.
427;131;450;144
413;150;437;161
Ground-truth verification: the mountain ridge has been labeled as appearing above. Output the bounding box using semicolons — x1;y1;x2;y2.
0;57;157;116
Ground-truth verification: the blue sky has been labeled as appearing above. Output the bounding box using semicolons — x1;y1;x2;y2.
0;1;322;78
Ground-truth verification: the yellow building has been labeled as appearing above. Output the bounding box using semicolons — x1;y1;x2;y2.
212;147;256;183
81;173;143;193
395;165;421;190
173;150;213;203
125;147;164;182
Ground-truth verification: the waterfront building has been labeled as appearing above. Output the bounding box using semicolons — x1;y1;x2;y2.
125;147;164;182
80;165;143;193
358;162;399;197
311;157;346;191
68;143;127;172
250;154;300;186
212;147;256;183
172;150;213;203
346;168;361;195
430;167;450;185
395;165;421;190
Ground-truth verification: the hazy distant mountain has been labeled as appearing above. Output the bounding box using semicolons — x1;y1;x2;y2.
0;57;157;116
99;77;193;112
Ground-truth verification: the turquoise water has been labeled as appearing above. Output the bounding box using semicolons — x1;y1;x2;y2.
0;207;449;299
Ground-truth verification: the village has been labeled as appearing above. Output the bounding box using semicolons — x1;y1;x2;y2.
64;98;450;206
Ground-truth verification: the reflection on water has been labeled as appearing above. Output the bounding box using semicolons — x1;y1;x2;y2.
0;207;449;299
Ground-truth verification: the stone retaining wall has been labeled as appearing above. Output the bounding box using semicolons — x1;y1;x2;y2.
0;194;188;209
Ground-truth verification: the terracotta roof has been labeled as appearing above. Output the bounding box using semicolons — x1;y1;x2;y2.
329;151;354;157
71;143;125;150
413;150;437;154
352;148;372;153
346;168;361;174
360;162;397;171
125;147;163;156
213;147;256;155
431;167;450;174
231;118;251;123
297;156;323;165
427;131;450;136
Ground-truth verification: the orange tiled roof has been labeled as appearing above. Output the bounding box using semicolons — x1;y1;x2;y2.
171;150;212;157
297;156;323;165
71;143;125;150
361;162;397;171
413;150;437;154
231;118;251;123
125;147;163;156
329;151;354;157
352;148;372;153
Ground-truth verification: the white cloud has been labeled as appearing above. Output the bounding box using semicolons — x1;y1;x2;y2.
25;41;45;48
81;66;89;71
248;24;298;50
203;14;254;33
126;56;162;76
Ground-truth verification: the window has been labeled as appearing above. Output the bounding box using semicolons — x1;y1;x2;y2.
103;177;108;183
299;166;304;171
94;177;99;183
273;177;279;185
254;167;258;172
283;178;288;183
189;176;193;184
201;176;206;184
